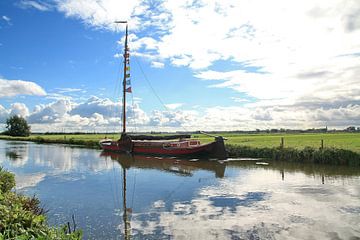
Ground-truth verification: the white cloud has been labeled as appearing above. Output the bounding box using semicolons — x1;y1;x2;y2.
52;0;360;104
1;95;359;130
149;110;196;128
10;103;29;117
56;0;145;31
151;61;165;68
0;78;46;97
28;99;72;124
55;87;83;93
2;16;11;22
70;96;121;118
17;0;53;11
165;103;183;110
0;105;9;123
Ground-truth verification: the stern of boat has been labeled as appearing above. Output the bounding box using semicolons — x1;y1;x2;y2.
210;136;228;159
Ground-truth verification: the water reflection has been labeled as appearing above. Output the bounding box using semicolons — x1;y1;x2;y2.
103;152;360;240
0;140;359;239
101;151;226;178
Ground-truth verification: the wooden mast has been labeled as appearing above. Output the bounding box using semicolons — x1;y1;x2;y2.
122;24;128;134
122;167;131;240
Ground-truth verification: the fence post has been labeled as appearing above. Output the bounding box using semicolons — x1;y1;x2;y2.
280;137;284;148
320;139;324;149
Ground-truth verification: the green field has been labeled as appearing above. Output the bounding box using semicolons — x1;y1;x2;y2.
1;132;359;153
196;133;360;153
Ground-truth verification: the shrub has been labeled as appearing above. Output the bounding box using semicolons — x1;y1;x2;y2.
0;167;15;193
226;144;360;166
0;167;82;239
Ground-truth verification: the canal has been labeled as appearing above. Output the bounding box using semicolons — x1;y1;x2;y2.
1;140;359;239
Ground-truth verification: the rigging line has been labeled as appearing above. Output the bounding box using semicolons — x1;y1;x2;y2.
112;160;121;208
130;93;138;133
133;56;192;133
112;42;123;134
133;56;169;111
120;165;124;205
111;78;121;134
131;169;137;208
163;176;188;204
105;157;118;211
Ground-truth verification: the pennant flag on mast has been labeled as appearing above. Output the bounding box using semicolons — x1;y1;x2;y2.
125;87;132;93
126;73;130;78
126;80;131;85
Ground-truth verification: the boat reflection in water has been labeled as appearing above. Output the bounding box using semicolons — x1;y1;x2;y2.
100;151;226;179
100;152;226;239
100;152;360;239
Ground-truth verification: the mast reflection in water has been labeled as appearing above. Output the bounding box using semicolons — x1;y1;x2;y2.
1;140;359;239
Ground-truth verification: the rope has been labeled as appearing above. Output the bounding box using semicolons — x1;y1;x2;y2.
133;56;192;133
112;160;121;208
111;46;123;135
131;169;137;208
130;93;138;133
134;56;170;111
163;176;188;203
105;157;117;212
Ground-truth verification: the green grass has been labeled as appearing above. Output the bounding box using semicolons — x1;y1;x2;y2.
0;167;82;239
194;133;360;153
1;132;360;152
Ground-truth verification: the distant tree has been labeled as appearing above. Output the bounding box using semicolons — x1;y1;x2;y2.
346;126;356;132
5;115;31;137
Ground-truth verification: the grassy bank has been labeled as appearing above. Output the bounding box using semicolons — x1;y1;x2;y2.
2;132;360;152
0;167;82;239
1;133;359;166
226;145;360;166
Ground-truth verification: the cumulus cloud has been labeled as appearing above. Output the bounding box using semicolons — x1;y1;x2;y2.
28;99;72;124
149;110;196;128
10;103;29;117
70;96;121;118
0;105;9;123
1;95;359;130
4;0;360;130
0;78;46;97
52;1;360;104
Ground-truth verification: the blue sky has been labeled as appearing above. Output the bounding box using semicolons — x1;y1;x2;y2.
1;0;360;132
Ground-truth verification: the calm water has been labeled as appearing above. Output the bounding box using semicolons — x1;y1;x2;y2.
0;140;359;240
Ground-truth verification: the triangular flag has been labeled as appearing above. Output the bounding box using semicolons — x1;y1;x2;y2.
126;66;130;71
126;73;130;78
125;87;132;93
126;80;131;85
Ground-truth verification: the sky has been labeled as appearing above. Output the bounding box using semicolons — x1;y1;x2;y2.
0;0;359;132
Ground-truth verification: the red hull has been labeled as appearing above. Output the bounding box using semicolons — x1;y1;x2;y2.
99;138;227;159
100;141;215;157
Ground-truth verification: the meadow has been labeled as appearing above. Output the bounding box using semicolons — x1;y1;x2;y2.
2;132;358;152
